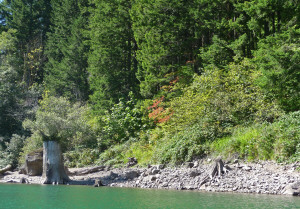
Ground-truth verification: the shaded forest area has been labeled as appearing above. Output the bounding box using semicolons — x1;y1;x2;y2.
0;0;299;169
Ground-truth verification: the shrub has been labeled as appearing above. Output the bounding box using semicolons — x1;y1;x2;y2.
97;92;153;147
6;134;26;167
210;111;300;162
148;60;282;164
23;94;97;151
273;111;300;162
0;134;26;168
97;143;130;167
154;123;205;165
254;28;300;112
124;133;154;166
64;148;100;168
21;95;98;166
0;147;10;169
18;132;43;165
164;60;281;136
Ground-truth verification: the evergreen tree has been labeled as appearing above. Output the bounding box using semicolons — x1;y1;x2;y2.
0;29;22;141
88;0;139;112
254;28;300;112
0;1;9;32
5;0;52;87
44;0;89;102
131;0;238;98
131;0;196;97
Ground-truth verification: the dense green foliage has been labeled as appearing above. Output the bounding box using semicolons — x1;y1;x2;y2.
0;0;299;169
88;0;139;113
211;111;300;162
45;0;89;101
23;94;96;150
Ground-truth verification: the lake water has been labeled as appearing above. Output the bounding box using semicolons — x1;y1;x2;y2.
0;183;299;209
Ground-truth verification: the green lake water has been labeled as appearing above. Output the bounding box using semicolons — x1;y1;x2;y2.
0;183;299;209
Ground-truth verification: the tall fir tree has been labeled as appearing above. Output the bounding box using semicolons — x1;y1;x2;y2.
5;0;52;87
131;0;235;98
44;0;89;102
131;0;204;98
0;1;9;32
88;0;139;112
0;29;22;140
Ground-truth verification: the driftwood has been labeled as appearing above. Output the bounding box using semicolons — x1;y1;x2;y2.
74;166;105;176
0;165;12;174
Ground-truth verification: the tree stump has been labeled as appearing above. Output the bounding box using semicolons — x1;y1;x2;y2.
199;158;231;188
210;157;225;179
42;141;70;184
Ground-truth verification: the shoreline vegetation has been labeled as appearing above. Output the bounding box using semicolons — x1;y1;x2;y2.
1;159;299;196
0;0;299;193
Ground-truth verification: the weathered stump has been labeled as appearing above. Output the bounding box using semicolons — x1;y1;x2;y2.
42;141;70;184
199;157;231;187
210;158;225;179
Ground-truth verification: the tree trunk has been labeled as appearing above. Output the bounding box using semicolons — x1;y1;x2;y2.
42;141;70;184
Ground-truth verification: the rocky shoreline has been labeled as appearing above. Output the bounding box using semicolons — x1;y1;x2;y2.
1;159;299;196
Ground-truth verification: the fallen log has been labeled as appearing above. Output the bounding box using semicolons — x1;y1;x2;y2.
75;166;105;176
0;165;12;174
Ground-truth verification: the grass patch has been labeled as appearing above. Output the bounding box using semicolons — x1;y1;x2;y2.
209;111;300;162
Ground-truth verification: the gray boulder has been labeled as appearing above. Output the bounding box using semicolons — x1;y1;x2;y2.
190;170;201;177
283;181;300;196
125;170;140;180
24;149;43;176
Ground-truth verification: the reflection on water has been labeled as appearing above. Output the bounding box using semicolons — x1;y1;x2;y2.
0;183;299;209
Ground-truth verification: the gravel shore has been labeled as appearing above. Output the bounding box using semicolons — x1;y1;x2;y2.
1;160;299;196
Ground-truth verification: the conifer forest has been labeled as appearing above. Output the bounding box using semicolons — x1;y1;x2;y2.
0;0;299;168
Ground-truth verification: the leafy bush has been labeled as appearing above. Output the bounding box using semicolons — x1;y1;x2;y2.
0;147;10;169
124;132;154;166
64;148;100;168
23;94;97;151
149;60;282;164
6;134;26;167
273;111;300;161
154;124;205;165
0;134;26;168
97;137;153;167
97;92;153;148
254;28;300;112
210;111;300;162
165;60;281;135
97;143;130;167
21;95;98;166
19;132;43;165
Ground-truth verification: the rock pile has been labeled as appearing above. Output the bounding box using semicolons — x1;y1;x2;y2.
0;159;299;196
101;160;300;196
